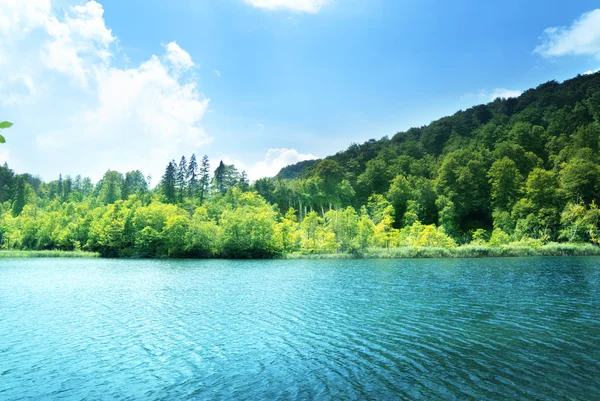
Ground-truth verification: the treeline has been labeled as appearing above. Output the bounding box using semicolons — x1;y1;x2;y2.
0;161;459;257
1;72;600;257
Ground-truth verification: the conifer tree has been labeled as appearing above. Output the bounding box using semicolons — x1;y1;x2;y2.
187;154;199;198
161;161;177;204
199;155;210;202
239;171;250;191
176;156;188;202
213;160;226;195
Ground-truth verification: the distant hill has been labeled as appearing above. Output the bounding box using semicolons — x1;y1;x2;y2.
262;71;600;241
277;159;320;179
278;72;600;183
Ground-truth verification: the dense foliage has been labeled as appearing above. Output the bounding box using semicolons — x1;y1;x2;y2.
1;73;600;257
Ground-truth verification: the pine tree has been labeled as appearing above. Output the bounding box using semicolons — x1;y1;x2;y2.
187;154;199;198
213;160;226;195
63;175;72;202
176;156;188;202
239;171;250;191
199;155;210;203
73;175;83;201
161;161;177;204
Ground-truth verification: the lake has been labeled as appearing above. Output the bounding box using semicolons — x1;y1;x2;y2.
1;258;599;400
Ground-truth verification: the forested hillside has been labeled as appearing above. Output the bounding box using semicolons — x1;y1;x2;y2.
266;72;600;241
1;72;600;257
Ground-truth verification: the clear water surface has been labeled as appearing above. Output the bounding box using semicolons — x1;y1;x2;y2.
1;257;599;400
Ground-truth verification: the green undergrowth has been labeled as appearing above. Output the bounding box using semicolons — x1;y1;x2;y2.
284;243;600;259
0;250;100;258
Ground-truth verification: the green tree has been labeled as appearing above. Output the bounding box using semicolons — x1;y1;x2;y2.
98;171;123;205
187;154;199;198
488;157;522;211
199;155;210;203
387;175;413;226
559;155;600;204
274;208;301;253
161;161;177;204
11;176;26;217
213;161;226;195
176;156;188;202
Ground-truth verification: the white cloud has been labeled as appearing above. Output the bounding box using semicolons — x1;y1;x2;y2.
68;53;210;179
461;88;522;106
535;9;600;59
48;0;114;87
488;88;522;101
214;69;221;77
584;67;600;75
0;1;211;182
242;0;329;13
247;148;317;181
0;75;36;106
165;41;194;72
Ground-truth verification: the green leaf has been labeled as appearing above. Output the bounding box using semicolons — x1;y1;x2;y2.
0;134;5;143
0;121;13;129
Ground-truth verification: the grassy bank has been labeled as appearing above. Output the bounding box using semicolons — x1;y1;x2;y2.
0;250;100;258
285;243;600;259
1;244;598;260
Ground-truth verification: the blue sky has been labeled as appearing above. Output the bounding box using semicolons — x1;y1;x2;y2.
1;0;600;182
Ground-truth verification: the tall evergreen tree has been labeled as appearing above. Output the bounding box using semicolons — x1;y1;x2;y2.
199;155;210;203
213;160;226;195
73;175;83;201
161;161;177;204
239;171;250;191
63;175;73;202
176;156;188;202
187;154;199;198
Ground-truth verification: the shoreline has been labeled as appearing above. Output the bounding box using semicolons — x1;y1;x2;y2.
1;243;600;259
285;244;600;259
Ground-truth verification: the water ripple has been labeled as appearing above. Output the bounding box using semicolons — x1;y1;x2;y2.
1;257;600;400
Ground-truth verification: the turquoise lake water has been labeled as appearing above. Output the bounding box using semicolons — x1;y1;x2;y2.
1;257;599;400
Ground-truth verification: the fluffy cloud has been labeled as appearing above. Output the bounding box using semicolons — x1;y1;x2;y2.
0;0;211;181
461;88;522;106
535;9;600;59
247;148;317;181
0;75;36;106
242;0;329;13
488;88;522;101
584;68;600;75
0;0;114;88
165;41;194;72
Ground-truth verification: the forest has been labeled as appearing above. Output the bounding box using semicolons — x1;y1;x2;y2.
1;72;600;258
